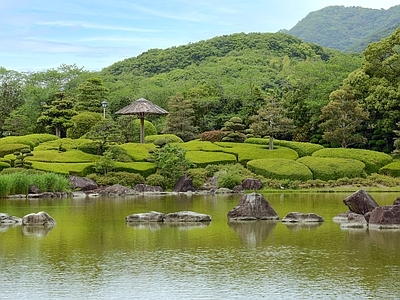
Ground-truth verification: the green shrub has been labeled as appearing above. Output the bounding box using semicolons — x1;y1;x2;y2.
0;143;30;157
205;164;220;177
30;162;94;176
22;149;98;163
87;171;145;187
114;162;157;177
379;161;400;177
0;161;10;171
145;173;165;188
312;148;393;174
214;164;251;189
185;151;237;167
247;158;313;181
107;145;132;162
187;168;209;188
145;134;183;143
215;142;298;164
297;156;366;181
120;143;155;161
34;138;93;151
200;130;229;142
0;134;59;150
77;141;103;155
179;140;226;151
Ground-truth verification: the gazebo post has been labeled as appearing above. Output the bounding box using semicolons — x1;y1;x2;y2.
140;117;145;144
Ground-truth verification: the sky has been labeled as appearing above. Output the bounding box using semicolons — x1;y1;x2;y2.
0;0;399;72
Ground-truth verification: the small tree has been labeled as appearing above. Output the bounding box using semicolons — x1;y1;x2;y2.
74;78;109;113
86;119;124;154
93;150;115;175
13;148;33;169
221;117;247;142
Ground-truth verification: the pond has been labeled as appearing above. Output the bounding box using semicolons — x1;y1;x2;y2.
1;192;400;299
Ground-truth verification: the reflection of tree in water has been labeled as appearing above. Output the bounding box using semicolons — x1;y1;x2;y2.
228;220;278;247
22;225;55;237
284;222;323;232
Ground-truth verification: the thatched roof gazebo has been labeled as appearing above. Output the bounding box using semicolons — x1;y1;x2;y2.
115;97;168;143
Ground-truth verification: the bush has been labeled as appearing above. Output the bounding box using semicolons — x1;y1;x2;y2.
77;141;103;155
200;130;229;142
185;151;237;167
0;161;10;171
24;149;98;163
29;162;94;176
214;164;252;189
145;173;165;188
187;168;209;188
179;140;226;151
120;143;155;161
107;145;132;162
87;171;145;187
297;156;366;181
145;134;183;144
34;138;93;151
312;148;393;174
0;143;31;157
247;158;313;181
118;117;158;143
379;161;400;177
114;162;157;177
0;134;59;150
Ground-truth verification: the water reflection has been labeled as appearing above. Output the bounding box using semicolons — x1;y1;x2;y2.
283;222;323;231
22;225;56;237
127;221;211;231
228;220;277;247
0;223;20;233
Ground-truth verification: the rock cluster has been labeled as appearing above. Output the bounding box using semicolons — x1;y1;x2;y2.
334;189;400;229
126;211;211;223
1;211;56;235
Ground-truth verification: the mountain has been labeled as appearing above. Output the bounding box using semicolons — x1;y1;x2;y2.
283;5;400;53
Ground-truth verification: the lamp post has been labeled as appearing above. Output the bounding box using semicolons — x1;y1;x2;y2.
101;100;108;119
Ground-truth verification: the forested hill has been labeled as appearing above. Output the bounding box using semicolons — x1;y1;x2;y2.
103;32;330;77
283;5;400;53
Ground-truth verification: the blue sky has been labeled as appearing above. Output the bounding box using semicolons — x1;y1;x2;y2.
1;0;398;72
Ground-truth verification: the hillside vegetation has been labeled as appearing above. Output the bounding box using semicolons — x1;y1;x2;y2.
284;5;400;52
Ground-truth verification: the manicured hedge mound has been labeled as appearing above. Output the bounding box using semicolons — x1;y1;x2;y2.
179;140;227;152
379;162;400;177
297;156;366;181
31;161;94;176
312;148;393;174
0;134;59;150
245;138;324;157
120;143;155;161
186;150;237;167
247;158;313;181
34;138;93;151
144;134;183;143
0;143;31;157
0;161;10;171
114;162;157;177
215;142;299;164
24;150;98;163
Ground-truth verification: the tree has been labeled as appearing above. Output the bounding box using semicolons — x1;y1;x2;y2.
74;78;109;113
164;93;198;142
86;119;123;154
249;97;294;149
2;110;35;136
221;117;247;142
37;91;77;137
0;68;24;136
319;86;368;148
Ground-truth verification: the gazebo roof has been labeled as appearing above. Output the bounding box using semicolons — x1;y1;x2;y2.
115;97;168;118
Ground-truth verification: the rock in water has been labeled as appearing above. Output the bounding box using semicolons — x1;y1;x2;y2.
343;189;379;215
126;211;165;222
365;205;400;229
227;193;279;221
163;211;211;222
282;212;324;223
22;211;56;226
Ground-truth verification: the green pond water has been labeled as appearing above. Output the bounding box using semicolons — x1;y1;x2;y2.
1;192;400;299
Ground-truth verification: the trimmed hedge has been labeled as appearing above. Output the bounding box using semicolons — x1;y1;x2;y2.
247;158;313;181
379;161;400;177
186;150;237;167
0;161;10;171
24;150;98;163
312;148;393;174
179;140;227;152
297;156;366;181
34;138;93;151
114;162;157;177
120;143;155;161
245;138;324;157
0;143;31;157
144;134;183;143
0;134;59;150
31;161;94;176
215;142;299;164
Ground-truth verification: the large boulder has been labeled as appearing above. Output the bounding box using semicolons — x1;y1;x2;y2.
174;175;195;193
227;193;279;221
126;211;165;223
22;211;56;226
163;211;211;222
0;213;21;224
282;212;324;223
241;178;263;190
69;176;98;191
343;189;379;215
365;205;400;229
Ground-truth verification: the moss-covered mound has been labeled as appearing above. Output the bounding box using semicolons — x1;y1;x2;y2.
379;161;400;177
297;156;366;181
144;134;183;143
31;161;94;176
312;148;393;174
186;150;237;167
0;134;59;150
114;162;157;177
0;143;31;157
25;150;98;163
247;158;313;181
179;140;227;152
215;142;299;164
